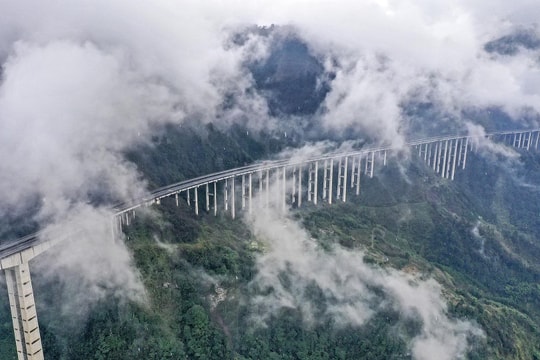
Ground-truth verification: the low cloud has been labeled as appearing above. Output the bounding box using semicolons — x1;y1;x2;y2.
466;122;521;159
1;0;539;328
244;206;483;359
33;204;146;321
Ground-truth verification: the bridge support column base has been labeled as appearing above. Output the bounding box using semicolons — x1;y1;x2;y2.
5;262;44;360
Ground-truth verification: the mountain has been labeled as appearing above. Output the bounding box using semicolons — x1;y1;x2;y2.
1;29;540;360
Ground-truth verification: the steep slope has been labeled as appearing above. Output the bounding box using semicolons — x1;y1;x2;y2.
0;141;536;359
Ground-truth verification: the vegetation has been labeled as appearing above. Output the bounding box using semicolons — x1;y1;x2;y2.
1;123;540;359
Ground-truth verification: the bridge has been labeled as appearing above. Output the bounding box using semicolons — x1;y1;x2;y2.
1;129;539;359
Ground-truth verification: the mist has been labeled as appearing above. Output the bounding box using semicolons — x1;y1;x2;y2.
1;0;539;337
244;201;484;360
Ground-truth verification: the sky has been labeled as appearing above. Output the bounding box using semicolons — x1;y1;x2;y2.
0;1;539;358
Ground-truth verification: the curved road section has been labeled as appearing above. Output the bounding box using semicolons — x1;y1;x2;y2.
1;129;539;259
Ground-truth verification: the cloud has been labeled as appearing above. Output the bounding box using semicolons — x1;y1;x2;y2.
465;122;521;159
230;0;540;137
33;204;146;322
0;0;261;308
244;206;483;359
1;0;538;329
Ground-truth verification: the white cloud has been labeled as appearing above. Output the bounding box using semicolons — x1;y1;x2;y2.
245;206;483;359
1;0;538;326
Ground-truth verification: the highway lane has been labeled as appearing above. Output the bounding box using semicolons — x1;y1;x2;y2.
2;129;539;259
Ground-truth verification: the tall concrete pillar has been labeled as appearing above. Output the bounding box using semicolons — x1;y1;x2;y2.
313;161;318;205
224;179;228;211
248;173;253;214
432;142;438;171
342;157;348;202
367;152;374;178
365;152;369;175
441;140;449;178
231;177;236;219
291;167;297;204
446;140;453;179
187;189;190;206
259;170;263;194
356;156;361;196
175;193;179;207
194;187;198;216
5;263;44;360
337;158;343;200
297;166;302;208
328;159;334;204
457;138;463;168
265;169;270;208
462;138;469;169
282;167;287;212
241;175;246;209
205;184;210;212
535;131;540;149
308;163;313;202
350;155;356;189
451;139;459;180
336;157;348;201
322;160;328;200
213;182;217;216
436;142;443;173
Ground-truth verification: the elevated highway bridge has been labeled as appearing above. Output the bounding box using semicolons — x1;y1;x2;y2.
1;128;539;360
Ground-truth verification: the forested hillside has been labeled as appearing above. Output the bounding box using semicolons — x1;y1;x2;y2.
1;122;539;359
1;22;540;360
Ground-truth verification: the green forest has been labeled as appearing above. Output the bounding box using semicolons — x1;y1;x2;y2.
1;124;540;359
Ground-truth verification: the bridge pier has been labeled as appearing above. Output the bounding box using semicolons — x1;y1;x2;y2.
336;156;348;202
282;167;287;212
355;156;361;195
322;160;328;201
265;169;270;208
194;187;199;216
451;139;459;180
432;142;438;171
4;263;44;360
462;138;469;169
213;182;218;216
442;140;449;177
241;175;246;210
308;161;318;204
308;162;314;202
248;173;253;214
231;177;236;219
328;159;334;204
259;170;264;198
291;167;296;204
224;179;229;212
365;152;375;178
297;166;302;207
206;184;210;212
